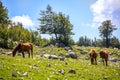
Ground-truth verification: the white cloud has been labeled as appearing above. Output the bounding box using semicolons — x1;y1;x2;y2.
11;15;34;28
90;0;120;28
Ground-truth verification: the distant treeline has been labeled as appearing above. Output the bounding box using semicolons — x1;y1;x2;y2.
0;1;120;49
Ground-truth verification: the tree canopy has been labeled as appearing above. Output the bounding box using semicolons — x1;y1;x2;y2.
38;5;74;46
98;20;117;48
0;0;9;27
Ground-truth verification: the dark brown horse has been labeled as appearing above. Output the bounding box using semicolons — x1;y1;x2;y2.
99;50;109;66
89;49;97;65
12;42;33;58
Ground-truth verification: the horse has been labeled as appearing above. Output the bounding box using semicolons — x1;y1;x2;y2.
12;42;33;58
89;49;97;65
99;50;109;66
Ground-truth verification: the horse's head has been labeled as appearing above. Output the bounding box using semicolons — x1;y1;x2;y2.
12;43;21;57
12;49;17;57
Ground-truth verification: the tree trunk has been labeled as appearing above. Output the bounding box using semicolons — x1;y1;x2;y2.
55;33;58;40
106;37;109;48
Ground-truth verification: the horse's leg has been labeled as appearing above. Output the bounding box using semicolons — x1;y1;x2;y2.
28;51;30;58
22;52;25;58
102;58;104;65
91;58;94;64
31;49;33;58
105;59;108;66
95;57;97;65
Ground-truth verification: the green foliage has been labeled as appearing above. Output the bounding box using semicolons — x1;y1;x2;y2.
38;5;73;46
0;27;9;48
77;36;92;46
98;20;117;48
0;0;9;27
8;25;30;41
110;36;120;48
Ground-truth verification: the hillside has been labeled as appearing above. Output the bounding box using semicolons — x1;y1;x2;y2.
0;46;120;80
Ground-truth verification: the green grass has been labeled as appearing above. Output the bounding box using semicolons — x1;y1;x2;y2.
0;46;120;80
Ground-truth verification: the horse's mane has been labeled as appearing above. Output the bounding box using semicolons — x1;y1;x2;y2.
90;49;96;53
13;43;21;52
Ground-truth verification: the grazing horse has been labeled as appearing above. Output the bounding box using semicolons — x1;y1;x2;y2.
99;50;109;66
89;49;97;65
12;42;33;58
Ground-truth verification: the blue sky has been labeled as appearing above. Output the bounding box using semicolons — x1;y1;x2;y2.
2;0;120;42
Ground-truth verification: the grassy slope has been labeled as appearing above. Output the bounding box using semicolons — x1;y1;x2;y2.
0;46;120;80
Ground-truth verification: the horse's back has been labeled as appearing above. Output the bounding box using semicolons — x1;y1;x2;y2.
21;42;33;51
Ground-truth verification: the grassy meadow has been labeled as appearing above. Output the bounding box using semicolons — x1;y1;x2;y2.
0;46;120;80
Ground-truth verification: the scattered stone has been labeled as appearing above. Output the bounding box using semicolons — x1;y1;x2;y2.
43;54;50;58
110;58;120;62
49;55;59;59
30;64;38;69
68;69;76;74
42;54;59;59
17;53;22;56
47;63;51;67
23;72;29;77
103;76;109;79
6;52;12;55
60;56;65;61
58;69;65;75
0;52;6;54
12;70;17;77
66;51;77;59
85;56;90;60
64;47;71;51
0;77;3;79
65;62;68;65
80;50;88;54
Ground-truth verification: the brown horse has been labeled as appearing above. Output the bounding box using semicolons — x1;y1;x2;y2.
89;49;97;65
12;42;33;58
99;50;109;66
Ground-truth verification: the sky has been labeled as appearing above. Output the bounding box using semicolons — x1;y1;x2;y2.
1;0;120;42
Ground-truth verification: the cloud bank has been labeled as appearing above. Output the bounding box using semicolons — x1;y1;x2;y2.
11;15;34;28
91;0;120;28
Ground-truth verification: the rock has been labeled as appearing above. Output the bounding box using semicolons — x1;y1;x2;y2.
64;47;71;51
68;69;76;74
103;76;109;79
66;51;77;59
30;64;38;69
42;54;59;59
17;53;22;56
58;69;65;75
65;62;68;65
47;63;51;67
43;54;51;58
68;50;72;52
98;58;103;62
85;56;90;60
23;72;29;77
60;56;65;61
80;50;88;54
61;69;65;75
0;77;3;79
1;52;6;54
49;55;59;59
12;70;18;77
110;58;120;62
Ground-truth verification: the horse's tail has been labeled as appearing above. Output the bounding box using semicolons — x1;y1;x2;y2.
30;43;33;58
